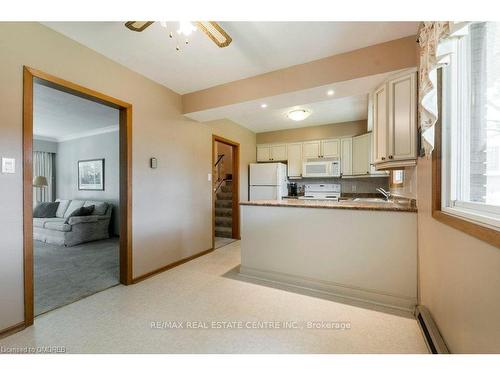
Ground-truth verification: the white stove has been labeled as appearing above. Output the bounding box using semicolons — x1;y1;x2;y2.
298;184;341;201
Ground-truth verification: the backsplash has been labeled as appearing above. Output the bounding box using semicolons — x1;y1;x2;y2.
288;177;389;195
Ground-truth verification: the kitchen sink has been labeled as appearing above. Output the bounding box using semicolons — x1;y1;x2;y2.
352;198;391;203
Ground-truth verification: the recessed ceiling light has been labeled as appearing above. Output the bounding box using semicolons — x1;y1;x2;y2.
287;109;311;122
260;103;268;108
327;89;335;96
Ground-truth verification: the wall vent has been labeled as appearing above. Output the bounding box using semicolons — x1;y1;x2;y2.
415;305;449;354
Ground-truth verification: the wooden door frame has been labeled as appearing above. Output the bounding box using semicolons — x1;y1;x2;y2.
212;135;240;249
23;67;133;326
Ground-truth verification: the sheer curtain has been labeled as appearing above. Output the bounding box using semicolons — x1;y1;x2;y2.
33;151;55;203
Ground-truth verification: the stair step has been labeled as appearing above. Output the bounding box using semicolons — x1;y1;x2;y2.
217;192;232;200
215;226;232;238
215;199;232;208
215;207;232;217
215;216;232;227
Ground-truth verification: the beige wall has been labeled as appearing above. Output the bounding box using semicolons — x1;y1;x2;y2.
417;157;500;353
256;120;367;144
206;119;257;202
0;22;217;331
183;36;418;113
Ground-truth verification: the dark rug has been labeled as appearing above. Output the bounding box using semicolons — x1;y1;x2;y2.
34;238;119;316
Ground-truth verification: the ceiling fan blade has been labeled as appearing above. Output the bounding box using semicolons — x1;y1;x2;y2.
124;21;154;32
196;22;232;48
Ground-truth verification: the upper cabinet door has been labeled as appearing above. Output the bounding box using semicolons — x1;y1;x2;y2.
270;144;287;161
352;133;370;175
256;145;271;162
373;83;388;163
387;72;417;161
340;138;352;176
321;139;340;158
302;141;321;159
287;143;302;177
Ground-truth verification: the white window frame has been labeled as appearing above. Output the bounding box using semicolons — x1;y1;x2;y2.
441;29;500;230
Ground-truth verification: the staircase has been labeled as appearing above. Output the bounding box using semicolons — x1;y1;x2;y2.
215;180;233;238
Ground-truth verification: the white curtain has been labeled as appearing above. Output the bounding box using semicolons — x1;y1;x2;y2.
418;21;471;156
33;151;55;203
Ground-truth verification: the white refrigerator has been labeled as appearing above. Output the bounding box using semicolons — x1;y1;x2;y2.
249;163;288;200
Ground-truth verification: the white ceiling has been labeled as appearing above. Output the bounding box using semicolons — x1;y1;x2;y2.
42;22;419;94
34;82;119;142
186;70;405;132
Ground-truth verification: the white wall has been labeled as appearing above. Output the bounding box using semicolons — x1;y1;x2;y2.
56;131;120;235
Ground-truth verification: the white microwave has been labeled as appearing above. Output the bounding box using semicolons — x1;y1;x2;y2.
302;160;341;178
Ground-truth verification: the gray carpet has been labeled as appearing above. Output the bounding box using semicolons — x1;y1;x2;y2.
34;238;119;316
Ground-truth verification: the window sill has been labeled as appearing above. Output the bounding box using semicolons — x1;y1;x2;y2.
432;209;500;248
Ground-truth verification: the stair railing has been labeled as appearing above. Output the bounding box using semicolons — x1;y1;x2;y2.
214;154;226;193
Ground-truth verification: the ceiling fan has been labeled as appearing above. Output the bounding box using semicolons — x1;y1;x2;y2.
124;21;232;50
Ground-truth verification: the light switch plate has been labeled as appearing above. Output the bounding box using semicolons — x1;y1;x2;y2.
1;158;15;174
208;173;212;182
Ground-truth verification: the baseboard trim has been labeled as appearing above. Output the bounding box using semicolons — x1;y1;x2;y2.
415;305;449;354
132;247;214;284
0;321;26;339
239;265;416;313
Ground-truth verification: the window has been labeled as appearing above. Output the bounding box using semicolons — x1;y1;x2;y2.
441;22;500;230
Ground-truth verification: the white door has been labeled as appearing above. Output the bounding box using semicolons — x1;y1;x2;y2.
388;71;417;161
302;141;321;159
270;144;287;161
249;163;279;185
256;145;271;162
287;143;302;177
373;83;388;163
250;186;279;200
322;139;340;158
340;138;352;176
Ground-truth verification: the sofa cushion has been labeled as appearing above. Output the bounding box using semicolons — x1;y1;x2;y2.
33;217;63;228
55;199;71;218
63;200;85;218
84;201;109;216
44;221;72;232
64;205;95;224
33;202;60;218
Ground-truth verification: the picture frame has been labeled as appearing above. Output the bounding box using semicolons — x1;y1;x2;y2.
78;159;105;191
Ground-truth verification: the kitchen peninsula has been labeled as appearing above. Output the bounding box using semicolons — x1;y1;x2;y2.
239;199;417;312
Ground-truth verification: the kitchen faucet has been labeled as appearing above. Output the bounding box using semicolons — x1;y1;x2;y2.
376;187;391;201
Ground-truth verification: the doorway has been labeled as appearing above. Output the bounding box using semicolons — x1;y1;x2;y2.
23;67;132;326
212;135;240;249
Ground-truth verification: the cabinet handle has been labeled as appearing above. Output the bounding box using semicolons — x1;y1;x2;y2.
381;157;386;160
388;155;393;159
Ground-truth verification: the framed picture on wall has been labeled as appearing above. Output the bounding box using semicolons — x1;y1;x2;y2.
78;159;105;191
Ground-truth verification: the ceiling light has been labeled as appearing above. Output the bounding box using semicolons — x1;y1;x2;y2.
261;103;268;108
287;109;311;122
327;89;335;96
177;21;197;36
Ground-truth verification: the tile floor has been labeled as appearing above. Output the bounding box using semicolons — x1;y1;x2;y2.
0;241;428;353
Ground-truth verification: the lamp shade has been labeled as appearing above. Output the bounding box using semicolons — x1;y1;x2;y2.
33;176;48;187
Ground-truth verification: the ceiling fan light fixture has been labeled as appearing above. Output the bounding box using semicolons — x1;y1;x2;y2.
287;109;311;122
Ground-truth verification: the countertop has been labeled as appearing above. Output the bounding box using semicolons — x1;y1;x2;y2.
240;198;417;212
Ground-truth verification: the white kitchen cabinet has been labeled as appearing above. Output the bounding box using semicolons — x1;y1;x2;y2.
352;133;371;175
372;69;417;169
256;145;271;162
340;138;352;176
257;144;287;162
286;143;303;177
302;141;321;159
373;83;388;164
321;139;340;158
387;72;417;161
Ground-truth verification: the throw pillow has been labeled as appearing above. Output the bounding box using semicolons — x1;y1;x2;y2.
64;205;95;224
33;202;60;218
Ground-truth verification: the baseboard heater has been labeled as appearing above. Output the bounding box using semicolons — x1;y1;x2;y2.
415;305;449;354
